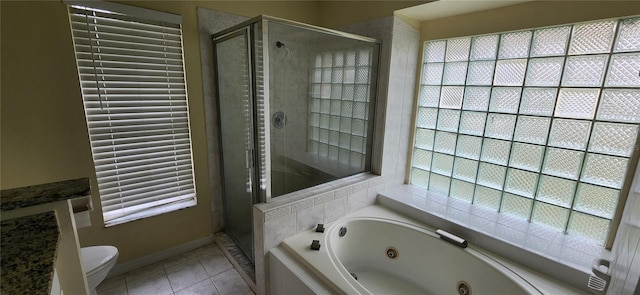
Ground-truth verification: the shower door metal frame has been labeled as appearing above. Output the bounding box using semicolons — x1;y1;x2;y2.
212;16;383;262
213;15;381;202
212;26;259;262
213;20;273;205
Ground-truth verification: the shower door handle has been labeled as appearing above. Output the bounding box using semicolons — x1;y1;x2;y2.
246;149;254;169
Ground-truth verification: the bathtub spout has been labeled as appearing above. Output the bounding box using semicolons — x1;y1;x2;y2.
436;229;468;248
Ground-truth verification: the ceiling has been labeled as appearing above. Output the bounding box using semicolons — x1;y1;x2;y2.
395;0;535;21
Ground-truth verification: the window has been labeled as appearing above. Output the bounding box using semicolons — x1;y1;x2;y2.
410;17;640;245
68;1;196;226
309;49;374;169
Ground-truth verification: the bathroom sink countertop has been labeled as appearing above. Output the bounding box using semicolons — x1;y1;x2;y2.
0;211;60;294
0;178;91;211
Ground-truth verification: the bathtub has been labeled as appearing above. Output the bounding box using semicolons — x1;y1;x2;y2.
276;205;577;294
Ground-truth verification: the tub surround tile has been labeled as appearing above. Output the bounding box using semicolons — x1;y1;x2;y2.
495;224;528;246
523;234;554;255
290;198;314;212
497;214;530;231
347;190;369;212
0;211;59;295
367;182;386;200
445;207;471;226
447;198;472;212
324;197;348;223
334;186;351;199
313;192;334;205
469;214;498;236
264;213;296;251
0;177;90;211
264;205;291;222
296;204;324;233
351;180;369;193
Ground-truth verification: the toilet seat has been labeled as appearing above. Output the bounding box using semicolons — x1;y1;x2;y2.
80;246;118;276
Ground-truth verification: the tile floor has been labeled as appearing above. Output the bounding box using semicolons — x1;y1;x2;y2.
96;243;254;295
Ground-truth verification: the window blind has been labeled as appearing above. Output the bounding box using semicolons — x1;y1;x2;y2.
68;3;196;226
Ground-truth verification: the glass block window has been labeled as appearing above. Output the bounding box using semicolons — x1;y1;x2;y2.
309;49;374;168
410;17;640;245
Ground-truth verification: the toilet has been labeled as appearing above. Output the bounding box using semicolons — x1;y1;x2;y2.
80;246;119;295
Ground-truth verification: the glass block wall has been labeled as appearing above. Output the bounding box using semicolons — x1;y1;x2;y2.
411;17;640;245
309;49;373;169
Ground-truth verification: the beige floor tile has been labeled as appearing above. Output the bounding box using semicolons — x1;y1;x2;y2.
126;271;172;295
166;258;209;292
212;269;251;295
174;278;220;295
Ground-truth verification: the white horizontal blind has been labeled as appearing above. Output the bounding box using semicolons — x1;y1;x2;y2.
68;4;196;226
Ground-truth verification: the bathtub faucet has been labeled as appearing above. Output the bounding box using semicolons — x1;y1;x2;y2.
436;229;468;248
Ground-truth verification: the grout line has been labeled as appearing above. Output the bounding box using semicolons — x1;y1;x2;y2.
101;248;254;295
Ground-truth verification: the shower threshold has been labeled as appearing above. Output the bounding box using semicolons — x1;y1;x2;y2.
214;231;256;291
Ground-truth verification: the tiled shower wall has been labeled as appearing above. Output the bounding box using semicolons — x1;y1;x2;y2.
268;24;314;159
610;161;640;294
253;16;420;295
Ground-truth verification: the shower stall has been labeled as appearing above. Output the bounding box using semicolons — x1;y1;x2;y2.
212;16;380;262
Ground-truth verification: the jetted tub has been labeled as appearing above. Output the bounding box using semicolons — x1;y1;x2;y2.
277;205;576;294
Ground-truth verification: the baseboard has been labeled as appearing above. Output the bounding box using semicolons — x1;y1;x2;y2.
107;235;215;278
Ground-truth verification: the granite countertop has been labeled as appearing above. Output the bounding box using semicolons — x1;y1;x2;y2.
1;211;60;294
0;177;92;294
0;178;91;211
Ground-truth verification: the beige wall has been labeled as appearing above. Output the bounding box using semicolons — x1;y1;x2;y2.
0;0;411;264
420;1;640;41
0;0;319;263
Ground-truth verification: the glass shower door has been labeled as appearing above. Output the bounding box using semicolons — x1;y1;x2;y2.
213;28;256;262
